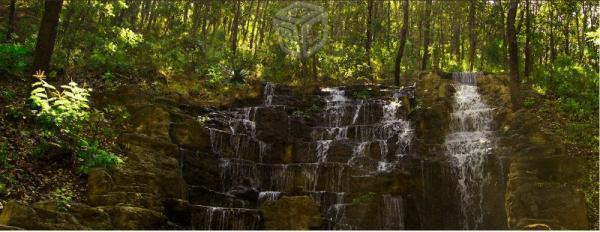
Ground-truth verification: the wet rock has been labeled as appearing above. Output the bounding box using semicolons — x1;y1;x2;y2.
99;206;166;230
162;198;191;227
261;196;321;229
188;186;251;208
228;179;259;203
255;107;290;143
181;150;220;189
191;205;261;230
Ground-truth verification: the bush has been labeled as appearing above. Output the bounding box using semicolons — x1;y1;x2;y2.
77;139;122;174
533;55;598;120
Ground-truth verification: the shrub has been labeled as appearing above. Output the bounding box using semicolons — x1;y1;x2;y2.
0;43;29;75
29;71;91;134
52;187;74;211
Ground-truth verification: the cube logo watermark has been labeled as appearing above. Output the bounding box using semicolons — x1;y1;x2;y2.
273;2;328;59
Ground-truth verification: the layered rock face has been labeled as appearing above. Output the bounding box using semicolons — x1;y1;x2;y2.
0;73;590;230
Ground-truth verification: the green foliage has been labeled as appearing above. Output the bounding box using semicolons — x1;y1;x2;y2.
206;65;227;87
352;192;376;204
532;55;598;120
1;90;16;103
29;77;91;134
0;43;29;75
52;187;74;211
291;105;321;119
77;139;123;174
523;97;536;108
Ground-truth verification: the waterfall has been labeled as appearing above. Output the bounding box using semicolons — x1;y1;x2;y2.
263;83;275;106
382;194;405;229
445;72;494;229
199;84;416;229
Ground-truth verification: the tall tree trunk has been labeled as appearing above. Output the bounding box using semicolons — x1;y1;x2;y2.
394;0;409;86
366;0;374;79
32;0;63;74
468;0;476;71
524;0;533;78
506;0;521;109
5;0;16;41
231;0;241;56
420;0;432;70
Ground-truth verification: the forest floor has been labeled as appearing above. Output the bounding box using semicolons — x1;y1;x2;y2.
0;72;597;228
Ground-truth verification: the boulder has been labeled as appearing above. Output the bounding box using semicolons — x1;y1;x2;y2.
128;105;171;139
169;118;211;151
32;201;112;229
261;196;321;230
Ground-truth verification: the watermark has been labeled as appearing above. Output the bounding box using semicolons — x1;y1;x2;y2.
273;1;328;59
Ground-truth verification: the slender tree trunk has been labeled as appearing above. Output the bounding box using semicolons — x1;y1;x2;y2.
32;0;63;74
420;0;432;70
524;0;533;78
231;0;241;55
506;0;521;109
394;0;409;86
366;0;374;79
5;0;16;41
468;0;476;71
549;4;556;61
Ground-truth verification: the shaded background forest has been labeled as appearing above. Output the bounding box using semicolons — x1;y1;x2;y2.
0;0;599;227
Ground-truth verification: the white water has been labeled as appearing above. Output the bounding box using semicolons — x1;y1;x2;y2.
445;72;494;229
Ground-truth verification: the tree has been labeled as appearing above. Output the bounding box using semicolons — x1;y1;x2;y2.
421;0;432;70
506;0;521;109
5;0;17;42
231;0;241;56
468;0;477;71
366;0;374;79
524;0;533;78
394;0;409;86
32;0;64;74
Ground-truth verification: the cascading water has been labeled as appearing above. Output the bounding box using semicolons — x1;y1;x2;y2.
445;72;495;229
197;83;415;229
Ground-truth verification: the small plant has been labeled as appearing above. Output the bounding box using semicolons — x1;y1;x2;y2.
1;90;16;103
77;139;123;174
292;105;320;119
206;66;226;87
29;71;91;134
100;71;114;82
52;187;74;211
523;97;536;108
352;90;371;100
